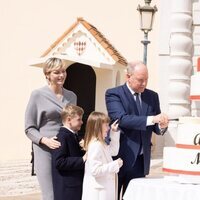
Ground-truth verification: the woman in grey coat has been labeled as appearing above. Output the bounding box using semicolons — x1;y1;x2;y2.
25;57;77;200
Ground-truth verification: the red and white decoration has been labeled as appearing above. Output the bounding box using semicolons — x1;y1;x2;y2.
74;40;87;56
190;57;200;100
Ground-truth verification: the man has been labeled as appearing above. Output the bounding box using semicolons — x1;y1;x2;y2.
105;61;168;198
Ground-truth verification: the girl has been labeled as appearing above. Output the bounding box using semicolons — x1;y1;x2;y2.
82;112;123;200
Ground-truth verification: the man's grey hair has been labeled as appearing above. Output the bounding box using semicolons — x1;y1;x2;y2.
126;61;144;74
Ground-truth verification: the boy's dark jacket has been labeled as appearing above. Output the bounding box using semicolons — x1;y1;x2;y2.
52;127;85;200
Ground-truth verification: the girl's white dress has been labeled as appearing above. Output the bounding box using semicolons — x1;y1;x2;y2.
82;130;121;200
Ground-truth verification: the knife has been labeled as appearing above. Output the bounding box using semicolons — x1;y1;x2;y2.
168;118;179;121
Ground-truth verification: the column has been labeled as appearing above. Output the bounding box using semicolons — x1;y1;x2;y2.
166;0;193;146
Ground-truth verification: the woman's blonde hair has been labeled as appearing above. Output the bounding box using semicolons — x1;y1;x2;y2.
84;111;110;150
43;57;65;75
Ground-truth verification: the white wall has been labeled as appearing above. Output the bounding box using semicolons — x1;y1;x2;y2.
0;0;160;161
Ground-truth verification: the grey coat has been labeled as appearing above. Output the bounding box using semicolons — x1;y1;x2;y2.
25;85;77;200
25;85;77;144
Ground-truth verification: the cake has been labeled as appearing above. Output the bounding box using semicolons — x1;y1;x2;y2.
190;71;200;101
163;117;200;184
163;60;200;183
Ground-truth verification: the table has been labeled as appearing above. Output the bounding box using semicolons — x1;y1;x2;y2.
123;177;200;200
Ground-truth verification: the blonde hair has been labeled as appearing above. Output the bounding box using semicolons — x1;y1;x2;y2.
61;104;84;123
84;111;110;150
43;57;65;75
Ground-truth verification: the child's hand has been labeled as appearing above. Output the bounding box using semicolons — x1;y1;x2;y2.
79;139;84;148
83;152;87;162
117;158;123;168
111;119;119;132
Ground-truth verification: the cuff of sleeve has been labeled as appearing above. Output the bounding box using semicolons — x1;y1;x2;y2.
160;127;168;135
147;116;155;126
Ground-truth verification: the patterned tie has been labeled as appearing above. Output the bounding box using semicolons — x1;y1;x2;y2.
134;93;142;115
134;93;143;155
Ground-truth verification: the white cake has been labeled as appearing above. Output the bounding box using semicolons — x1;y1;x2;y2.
190;71;200;100
163;117;200;184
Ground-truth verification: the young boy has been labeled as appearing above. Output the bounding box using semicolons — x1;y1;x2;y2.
51;104;86;200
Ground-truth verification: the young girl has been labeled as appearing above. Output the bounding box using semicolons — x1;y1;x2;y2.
82;112;123;200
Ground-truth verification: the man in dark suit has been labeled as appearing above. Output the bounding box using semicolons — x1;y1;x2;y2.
105;61;168;199
51;105;87;200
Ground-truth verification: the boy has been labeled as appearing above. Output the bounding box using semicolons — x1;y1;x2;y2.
52;104;86;200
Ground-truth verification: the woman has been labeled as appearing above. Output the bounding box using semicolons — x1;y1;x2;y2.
25;57;77;200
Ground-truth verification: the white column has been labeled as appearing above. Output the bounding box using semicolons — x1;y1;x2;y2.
166;0;193;146
192;2;200;117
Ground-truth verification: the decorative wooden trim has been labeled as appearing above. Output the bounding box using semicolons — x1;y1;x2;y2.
41;21;79;57
41;17;127;66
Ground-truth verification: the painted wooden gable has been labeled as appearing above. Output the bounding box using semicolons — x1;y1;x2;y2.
30;18;127;68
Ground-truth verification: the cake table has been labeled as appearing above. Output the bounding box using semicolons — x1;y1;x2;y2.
123;177;200;200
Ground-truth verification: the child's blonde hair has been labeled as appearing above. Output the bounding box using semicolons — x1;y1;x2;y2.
61;104;84;123
84;111;110;150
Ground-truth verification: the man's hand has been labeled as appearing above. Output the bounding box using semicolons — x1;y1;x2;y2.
153;113;169;128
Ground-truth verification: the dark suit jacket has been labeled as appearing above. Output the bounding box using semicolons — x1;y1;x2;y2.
52;127;85;200
105;84;161;176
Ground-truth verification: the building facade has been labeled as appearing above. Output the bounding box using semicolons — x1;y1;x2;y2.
1;0;200;161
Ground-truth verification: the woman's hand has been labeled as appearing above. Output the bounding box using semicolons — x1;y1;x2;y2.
40;136;61;149
111;119;119;132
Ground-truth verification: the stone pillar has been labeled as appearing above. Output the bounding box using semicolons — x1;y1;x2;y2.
166;0;193;146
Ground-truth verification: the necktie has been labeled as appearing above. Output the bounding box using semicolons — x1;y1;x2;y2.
134;93;143;155
134;93;142;115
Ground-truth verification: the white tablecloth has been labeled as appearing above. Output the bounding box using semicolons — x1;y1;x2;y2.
123;177;200;200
